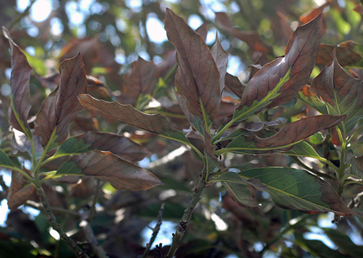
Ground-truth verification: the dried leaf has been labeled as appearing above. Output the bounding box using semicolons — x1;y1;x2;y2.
34;54;88;146
311;49;363;134
215;12;273;53
233;14;324;122
122;57;158;99
78;94;191;145
3;27;32;134
56;150;162;191
217;168;355;216
165;9;222;122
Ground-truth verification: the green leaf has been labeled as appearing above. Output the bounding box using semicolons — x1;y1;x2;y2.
54;137;92;158
56;150;162;191
220;172;260;208
215;168;355;216
297;86;328;114
311;49;363;134
324;228;363;258
204;151;219;179
0;149;14;167
284;141;324;160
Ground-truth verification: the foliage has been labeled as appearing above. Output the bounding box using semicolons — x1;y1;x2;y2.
1;0;363;257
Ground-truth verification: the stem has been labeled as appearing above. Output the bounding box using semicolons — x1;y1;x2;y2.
142;203;165;258
0;164;35;183
36;186;90;258
261;214;309;254
81;220;109;258
166;174;206;257
25;200;80;217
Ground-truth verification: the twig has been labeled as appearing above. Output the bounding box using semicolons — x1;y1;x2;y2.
142;203;165;258
5;0;36;31
25;200;81;217
36;186;90;258
80;220;109;258
166;175;206;257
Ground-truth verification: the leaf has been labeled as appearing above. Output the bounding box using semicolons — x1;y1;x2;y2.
296;237;348;258
216;168;355;216
354;4;363;15
78;94;191;145
165;8;222;122
7;170;34;210
316;41;363;68
12;129;43;159
224;73;245;98
350;156;363;180
222;115;345;155
299;0;330;26
297;85;328;114
56;150;162;191
233;14;324;123
34;54;88;146
214;12;272;53
3;27;32;134
0;148;14;167
54;132;150;162
122;56;158;100
210;34;228;94
219;172;260;208
284;141;324;160
310;49;363;134
324;228;363;258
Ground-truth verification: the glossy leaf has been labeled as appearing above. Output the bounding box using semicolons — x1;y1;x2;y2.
233;14;324;122
78;94;191;145
165;8;222;122
7;170;34;210
54;132;150;162
214;12;272;53
3;27;32;134
310;49;363;134
34;54;88;146
221;115;345;155
299;0;330;26
56;150;162;191
216;168;354;216
122;56;158;99
283;141;324;160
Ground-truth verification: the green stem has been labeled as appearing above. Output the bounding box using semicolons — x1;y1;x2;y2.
0;165;34;183
167;174;206;257
36;186;90;258
261;214;309;254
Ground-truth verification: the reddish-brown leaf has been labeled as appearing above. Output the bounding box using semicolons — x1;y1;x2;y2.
276;11;293;43
165;9;222;122
3;27;32;133
195;22;208;42
239;14;324;110
57;150;162;191
316;41;363;67
299;0;331;26
74;132;150;162
211;35;228;93
354;4;363;15
7;170;34;210
34;54;88;146
122;57;158;99
224;73;245;98
214;12;273;54
253;115;345;148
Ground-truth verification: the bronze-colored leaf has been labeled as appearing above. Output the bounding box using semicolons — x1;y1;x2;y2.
224;73;245;98
214;12;273;54
354;3;363;15
195;22;208;42
299;0;330;26
7;170;34;210
239;14;324;110
253;115;345;149
211;34;228;93
316;41;363;67
122;57;158;100
34;54;88;146
311;49;363;133
3;27;32;133
165;9;222;122
78;94;191;145
57;150;162;191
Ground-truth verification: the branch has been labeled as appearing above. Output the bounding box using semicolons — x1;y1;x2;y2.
36;186;90;258
80;220;109;258
142;203;165;258
166;175;206;257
